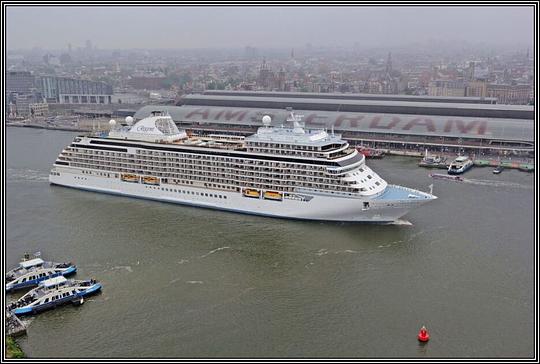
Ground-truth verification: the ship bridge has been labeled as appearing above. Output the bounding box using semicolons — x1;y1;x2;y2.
108;112;187;143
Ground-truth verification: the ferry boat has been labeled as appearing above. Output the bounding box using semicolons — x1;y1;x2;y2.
7;276;102;316
447;156;474;175
48;110;437;222
6;253;77;293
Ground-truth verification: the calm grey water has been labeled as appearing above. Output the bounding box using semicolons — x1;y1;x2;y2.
6;127;535;358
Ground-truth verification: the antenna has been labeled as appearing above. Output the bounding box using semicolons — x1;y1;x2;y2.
331;124;334;136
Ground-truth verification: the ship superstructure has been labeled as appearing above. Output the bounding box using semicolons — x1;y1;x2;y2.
49;111;436;222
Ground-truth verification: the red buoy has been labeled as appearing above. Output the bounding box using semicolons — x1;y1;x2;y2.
418;326;430;342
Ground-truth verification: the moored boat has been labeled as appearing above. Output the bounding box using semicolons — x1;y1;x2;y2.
6;253;77;293
447;156;474;175
7;276;102;316
356;145;385;159
492;165;504;174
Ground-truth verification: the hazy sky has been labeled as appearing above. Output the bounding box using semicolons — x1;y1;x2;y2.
7;6;534;50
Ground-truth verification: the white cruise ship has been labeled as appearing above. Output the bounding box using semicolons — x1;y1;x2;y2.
49;110;436;222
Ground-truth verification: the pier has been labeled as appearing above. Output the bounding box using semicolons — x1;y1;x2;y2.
6;311;27;337
414;153;534;172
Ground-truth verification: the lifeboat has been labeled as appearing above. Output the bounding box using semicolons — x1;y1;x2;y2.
264;191;283;201
120;174;140;183
142;176;160;185
243;188;261;198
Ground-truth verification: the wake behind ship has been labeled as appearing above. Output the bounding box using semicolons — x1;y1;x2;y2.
49;111;436;222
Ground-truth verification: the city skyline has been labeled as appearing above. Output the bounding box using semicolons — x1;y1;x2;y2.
7;6;535;50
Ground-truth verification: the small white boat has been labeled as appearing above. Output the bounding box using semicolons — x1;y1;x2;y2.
6;253;77;292
7;276;102;316
493;166;504;174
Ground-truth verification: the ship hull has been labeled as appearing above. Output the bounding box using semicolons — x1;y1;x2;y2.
49;169;430;223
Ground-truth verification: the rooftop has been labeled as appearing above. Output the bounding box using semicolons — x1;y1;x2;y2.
40;276;67;288
247;126;343;146
202;90;498;104
19;258;44;269
133;105;534;142
181;94;533;119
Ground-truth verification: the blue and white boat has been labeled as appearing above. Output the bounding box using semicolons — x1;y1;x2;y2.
7;276;102;316
6;253;77;292
447;156;474;175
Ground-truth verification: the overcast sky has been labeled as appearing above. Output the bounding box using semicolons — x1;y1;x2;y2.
7;6;534;50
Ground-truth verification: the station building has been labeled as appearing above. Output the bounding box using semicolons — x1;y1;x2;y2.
134;92;534;157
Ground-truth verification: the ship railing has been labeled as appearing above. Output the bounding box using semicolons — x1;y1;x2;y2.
388;184;434;198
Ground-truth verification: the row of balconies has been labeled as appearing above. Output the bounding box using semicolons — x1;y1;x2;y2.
63;151;335;176
65;155;343;184
66;160;357;193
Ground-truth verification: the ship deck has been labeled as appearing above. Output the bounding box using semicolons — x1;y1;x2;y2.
375;185;434;201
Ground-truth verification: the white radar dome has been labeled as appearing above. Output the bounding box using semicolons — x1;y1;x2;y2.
125;116;134;125
262;115;271;126
109;119;116;126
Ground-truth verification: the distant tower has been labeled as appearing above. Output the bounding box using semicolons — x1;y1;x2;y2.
385;52;393;74
278;67;286;91
259;58;273;89
291;48;295;60
468;61;476;81
526;48;530;59
68;43;72;53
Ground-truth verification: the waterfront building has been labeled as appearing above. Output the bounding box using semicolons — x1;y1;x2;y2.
11;93;43;117
38;76;113;104
135;93;534;157
202;90;497;104
6;71;37;94
29;102;49;116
